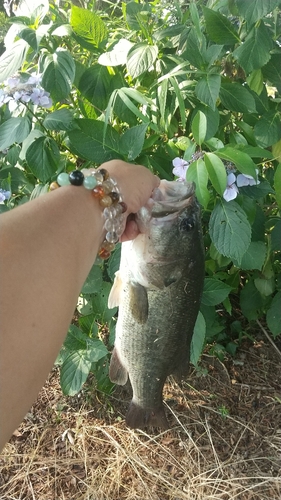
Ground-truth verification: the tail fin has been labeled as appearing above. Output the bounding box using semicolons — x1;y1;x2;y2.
126;401;169;430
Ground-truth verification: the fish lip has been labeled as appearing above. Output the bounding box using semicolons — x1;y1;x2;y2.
137;180;196;225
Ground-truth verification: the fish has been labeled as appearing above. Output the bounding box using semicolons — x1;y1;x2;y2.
108;180;205;429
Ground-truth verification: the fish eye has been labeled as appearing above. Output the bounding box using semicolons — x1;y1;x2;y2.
179;217;195;231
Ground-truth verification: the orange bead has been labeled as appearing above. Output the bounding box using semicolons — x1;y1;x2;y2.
98;247;111;259
92;185;105;198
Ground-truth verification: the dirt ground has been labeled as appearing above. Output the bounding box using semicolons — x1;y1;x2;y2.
0;336;280;500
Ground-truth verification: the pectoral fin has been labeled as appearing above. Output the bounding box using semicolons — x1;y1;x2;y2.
108;271;122;309
129;282;148;324
109;348;128;385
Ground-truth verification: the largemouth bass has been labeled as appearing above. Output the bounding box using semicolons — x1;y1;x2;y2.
108;180;204;429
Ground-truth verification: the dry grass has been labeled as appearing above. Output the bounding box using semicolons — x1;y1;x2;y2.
1;340;280;500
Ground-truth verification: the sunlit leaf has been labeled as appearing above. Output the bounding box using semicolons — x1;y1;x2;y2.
127;43;158;79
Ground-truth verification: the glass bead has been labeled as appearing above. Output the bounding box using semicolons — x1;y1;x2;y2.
119;201;127;213
109;191;120;204
104;218;119;231
114;204;122;216
83;176;97;190
106;231;119;244
92;185;105;198
69;170;84;186
102;179;115;194
99;195;113;208
57;172;70;186
50;181;60;190
99;168;109;181
102;241;115;252
93;171;104;183
116;223;124;236
103;206;116;219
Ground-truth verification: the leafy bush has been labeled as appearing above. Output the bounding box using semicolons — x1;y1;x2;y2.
0;0;280;395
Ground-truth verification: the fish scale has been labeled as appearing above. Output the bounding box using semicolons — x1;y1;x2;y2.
108;180;205;429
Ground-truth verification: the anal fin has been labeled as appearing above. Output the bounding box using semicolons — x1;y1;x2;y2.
109;348;128;385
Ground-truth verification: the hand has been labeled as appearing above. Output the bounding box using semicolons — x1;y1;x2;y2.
85;160;160;241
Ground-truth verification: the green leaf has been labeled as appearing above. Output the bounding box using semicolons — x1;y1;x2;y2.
157;79;168;122
60;351;92;396
247;69;264;95
216;147;257;179
235;0;280;25
26;137;60;182
220;83;256;113
202;278;232;306
43;109;75;131
274;163;281;209
270;219;281;251
0;117;31;150
192;111;207;146
204;152;227;196
233;241;267;270
19;130;45;160
195;74;221;111
209;200;251;264
107;245;121;281
254;111;281;148
254;277;275;297
0;40;28;83
193;104;219;140
190;312;206;366
266;292;281;338
169;76;187;130
78;65;112;111
262;54;281;92
203;7;240;45
67;119;123;163
91;282;117;324
120;123;148;161
186;159;210;208
81;264;103;295
42;49;75;102
233;23;272;74
70;4;107;48
18;27;39;51
182;28;206;69
240;279;264;321
127;43;158;79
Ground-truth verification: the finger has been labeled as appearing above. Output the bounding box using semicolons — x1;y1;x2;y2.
120;219;139;242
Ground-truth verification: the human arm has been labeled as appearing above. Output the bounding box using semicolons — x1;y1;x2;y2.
0;160;159;450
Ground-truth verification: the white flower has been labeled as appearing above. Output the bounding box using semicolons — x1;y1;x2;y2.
236;169;260;187
172;157;189;181
223;173;239;202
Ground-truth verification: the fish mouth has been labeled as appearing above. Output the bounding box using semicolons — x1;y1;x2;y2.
137;180;196;226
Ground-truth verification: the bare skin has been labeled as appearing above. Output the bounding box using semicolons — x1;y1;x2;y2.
0;160;160;451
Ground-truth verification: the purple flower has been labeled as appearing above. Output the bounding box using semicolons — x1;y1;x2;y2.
172;157;189;181
0;89;12;107
27;73;42;85
0;189;11;202
30;88;52;108
223;173;239;202
236;170;260;187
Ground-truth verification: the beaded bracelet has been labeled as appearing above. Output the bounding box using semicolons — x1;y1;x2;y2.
50;168;127;259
